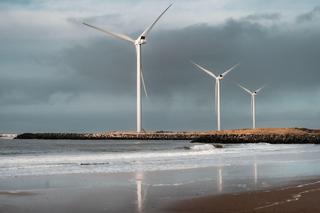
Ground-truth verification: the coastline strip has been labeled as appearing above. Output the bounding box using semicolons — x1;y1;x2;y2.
171;179;320;213
15;128;320;144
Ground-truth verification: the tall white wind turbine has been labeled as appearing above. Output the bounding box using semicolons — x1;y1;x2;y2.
83;4;172;133
238;84;264;129
192;62;239;131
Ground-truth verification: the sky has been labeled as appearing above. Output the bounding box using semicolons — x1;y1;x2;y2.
0;0;320;132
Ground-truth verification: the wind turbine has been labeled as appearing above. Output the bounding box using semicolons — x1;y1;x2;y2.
191;62;239;131
238;84;264;129
83;4;172;133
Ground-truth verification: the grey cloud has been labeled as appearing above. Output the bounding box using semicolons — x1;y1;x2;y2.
296;6;320;23
68;13;125;29
2;8;320;132
0;0;33;5
63;18;320;99
243;13;281;21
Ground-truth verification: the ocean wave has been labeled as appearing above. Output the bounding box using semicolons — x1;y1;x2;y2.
0;143;319;177
188;144;216;151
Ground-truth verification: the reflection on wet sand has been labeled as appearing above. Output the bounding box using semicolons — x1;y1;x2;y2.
135;171;147;213
216;163;259;193
217;167;223;193
134;163;260;212
254;163;258;185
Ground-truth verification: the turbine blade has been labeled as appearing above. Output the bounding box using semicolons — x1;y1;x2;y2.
83;22;135;43
255;85;266;94
238;84;252;95
139;48;148;98
140;4;172;38
141;65;148;98
191;61;217;78
221;63;239;77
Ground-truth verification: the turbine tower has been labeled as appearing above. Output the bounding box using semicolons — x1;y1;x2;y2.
238;84;264;129
83;4;172;133
192;62;239;131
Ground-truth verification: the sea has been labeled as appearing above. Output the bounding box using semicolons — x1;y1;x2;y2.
1;139;320;178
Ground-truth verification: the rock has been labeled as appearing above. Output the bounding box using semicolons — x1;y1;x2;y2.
15;128;320;144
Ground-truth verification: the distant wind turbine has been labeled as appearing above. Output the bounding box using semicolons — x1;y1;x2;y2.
238;84;265;129
192;61;239;131
83;4;172;133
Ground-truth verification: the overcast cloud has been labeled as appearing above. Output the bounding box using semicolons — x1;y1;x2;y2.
0;0;320;132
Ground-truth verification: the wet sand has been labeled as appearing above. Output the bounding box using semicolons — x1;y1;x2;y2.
2;177;320;213
172;179;320;213
1;166;320;213
2;139;320;212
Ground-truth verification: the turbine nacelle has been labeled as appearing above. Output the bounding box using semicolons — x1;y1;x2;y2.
135;36;147;45
238;84;265;96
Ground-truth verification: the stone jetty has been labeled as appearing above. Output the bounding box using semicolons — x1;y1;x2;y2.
16;128;320;144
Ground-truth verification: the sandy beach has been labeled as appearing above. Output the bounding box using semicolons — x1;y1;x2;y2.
1;140;320;212
1;170;319;213
172;179;320;213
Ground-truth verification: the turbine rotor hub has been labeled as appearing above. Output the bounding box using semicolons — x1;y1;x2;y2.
135;36;146;45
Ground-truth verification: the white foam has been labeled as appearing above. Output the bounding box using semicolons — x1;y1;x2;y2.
255;188;320;210
189;144;216;151
0;134;17;140
0;148;221;177
0;143;319;177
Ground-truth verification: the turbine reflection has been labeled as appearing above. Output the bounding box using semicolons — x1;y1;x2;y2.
135;171;147;213
217;167;223;193
253;163;258;185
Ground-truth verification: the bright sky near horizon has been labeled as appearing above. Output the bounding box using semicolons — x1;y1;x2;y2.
1;0;320;132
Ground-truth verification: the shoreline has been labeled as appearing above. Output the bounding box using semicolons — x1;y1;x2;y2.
1;170;320;213
15;128;320;144
171;178;320;213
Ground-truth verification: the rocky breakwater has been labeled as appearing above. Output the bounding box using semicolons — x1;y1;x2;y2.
16;128;320;143
16;133;88;140
16;131;207;140
191;128;320;144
